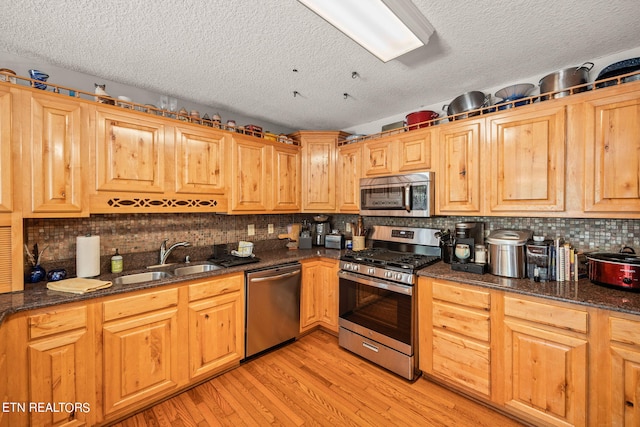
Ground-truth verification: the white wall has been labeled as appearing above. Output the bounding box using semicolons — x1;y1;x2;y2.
0;49;295;134
343;46;640;135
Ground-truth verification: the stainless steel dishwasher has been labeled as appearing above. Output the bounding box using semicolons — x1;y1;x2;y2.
245;262;301;358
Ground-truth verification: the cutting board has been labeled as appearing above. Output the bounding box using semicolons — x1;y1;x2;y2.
47;278;112;294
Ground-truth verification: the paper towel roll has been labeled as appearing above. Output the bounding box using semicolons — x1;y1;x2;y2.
76;235;100;278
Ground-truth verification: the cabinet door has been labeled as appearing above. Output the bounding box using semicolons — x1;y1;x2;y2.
230;136;269;212
502;297;588;427
0;87;12;213
95;108;165;193
27;305;94;426
26;92;86;215
397;130;433;172
337;144;362;213
101;289;179;416
174;125;226;194
488;107;566;212
437;120;482;214
188;291;243;379
608;316;640;426
272;143;301;212
301;135;337;212
316;259;339;331
363;139;394;176
300;261;321;332
584;90;640;213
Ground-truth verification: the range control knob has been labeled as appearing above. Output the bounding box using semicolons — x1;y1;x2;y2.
367;267;375;275
385;271;393;278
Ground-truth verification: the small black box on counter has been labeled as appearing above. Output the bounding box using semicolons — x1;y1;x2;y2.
451;262;487;274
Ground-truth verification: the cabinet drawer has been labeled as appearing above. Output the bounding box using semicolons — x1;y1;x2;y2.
188;274;243;302
28;305;87;340
610;316;640;346
103;288;178;322
504;296;588;333
432;301;489;342
432;280;490;309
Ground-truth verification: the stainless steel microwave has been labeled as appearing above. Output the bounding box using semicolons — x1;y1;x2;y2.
359;172;435;217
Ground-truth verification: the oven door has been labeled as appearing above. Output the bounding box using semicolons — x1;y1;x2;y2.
338;270;414;355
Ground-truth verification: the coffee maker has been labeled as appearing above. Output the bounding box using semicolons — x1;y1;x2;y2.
312;221;330;246
451;222;486;273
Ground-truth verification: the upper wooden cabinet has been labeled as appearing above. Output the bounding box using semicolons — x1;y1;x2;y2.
582;87;640;215
23;91;88;216
436;118;483;215
0;86;12;213
487;106;566;213
229;135;270;212
173;124;227;195
94;107;165;194
293;130;348;213
272;143;301;212
362;129;433;177
336;143;362;213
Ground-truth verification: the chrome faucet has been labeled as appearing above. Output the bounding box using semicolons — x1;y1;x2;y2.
159;239;191;265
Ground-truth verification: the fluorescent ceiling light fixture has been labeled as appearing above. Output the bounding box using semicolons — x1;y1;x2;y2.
298;0;434;62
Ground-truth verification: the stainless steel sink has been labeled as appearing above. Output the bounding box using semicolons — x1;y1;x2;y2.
113;271;172;285
173;263;223;277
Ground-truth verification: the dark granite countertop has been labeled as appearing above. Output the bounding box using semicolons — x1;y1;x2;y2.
3;249;640;326
0;247;342;325
418;261;640;316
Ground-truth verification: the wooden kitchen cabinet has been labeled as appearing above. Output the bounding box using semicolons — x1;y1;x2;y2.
271;143;301;212
173;124;227;195
487;106;566;213
93;106;166;195
501;295;588;427
229;135;270;212
187;274;245;380
603;314;640;426
418;277;492;398
582;87;640;214
22;91;88;216
5;304;97;427
362;129;433;177
0;86;12;213
300;258;339;333
100;288;180;417
293;130;349;212
336;143;362;213
435;118;483;214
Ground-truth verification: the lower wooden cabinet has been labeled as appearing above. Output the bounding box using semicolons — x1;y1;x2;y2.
419;278;491;398
300;258;339;333
187;274;245;380
101;288;180;417
502;296;588;427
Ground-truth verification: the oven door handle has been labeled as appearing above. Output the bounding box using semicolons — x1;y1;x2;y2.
338;271;413;296
404;184;411;212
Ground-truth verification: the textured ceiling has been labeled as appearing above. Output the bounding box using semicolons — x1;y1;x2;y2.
2;0;640;130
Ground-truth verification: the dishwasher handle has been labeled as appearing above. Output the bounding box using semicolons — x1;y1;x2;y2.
248;270;300;282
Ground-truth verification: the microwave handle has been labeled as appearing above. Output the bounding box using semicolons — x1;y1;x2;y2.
404;185;411;212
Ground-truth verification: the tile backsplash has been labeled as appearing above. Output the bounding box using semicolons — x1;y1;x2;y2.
24;213;640;270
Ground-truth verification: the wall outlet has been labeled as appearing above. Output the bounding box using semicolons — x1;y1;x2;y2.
268;224;274;234
247;224;255;236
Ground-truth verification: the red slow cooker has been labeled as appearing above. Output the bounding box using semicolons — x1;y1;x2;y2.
586;250;640;290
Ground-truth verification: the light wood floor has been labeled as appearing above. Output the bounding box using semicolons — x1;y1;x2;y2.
113;330;525;426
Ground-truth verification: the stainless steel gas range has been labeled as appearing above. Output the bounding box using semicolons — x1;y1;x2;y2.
338;225;441;380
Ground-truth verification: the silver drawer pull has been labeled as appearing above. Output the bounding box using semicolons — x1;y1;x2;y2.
362;342;379;352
